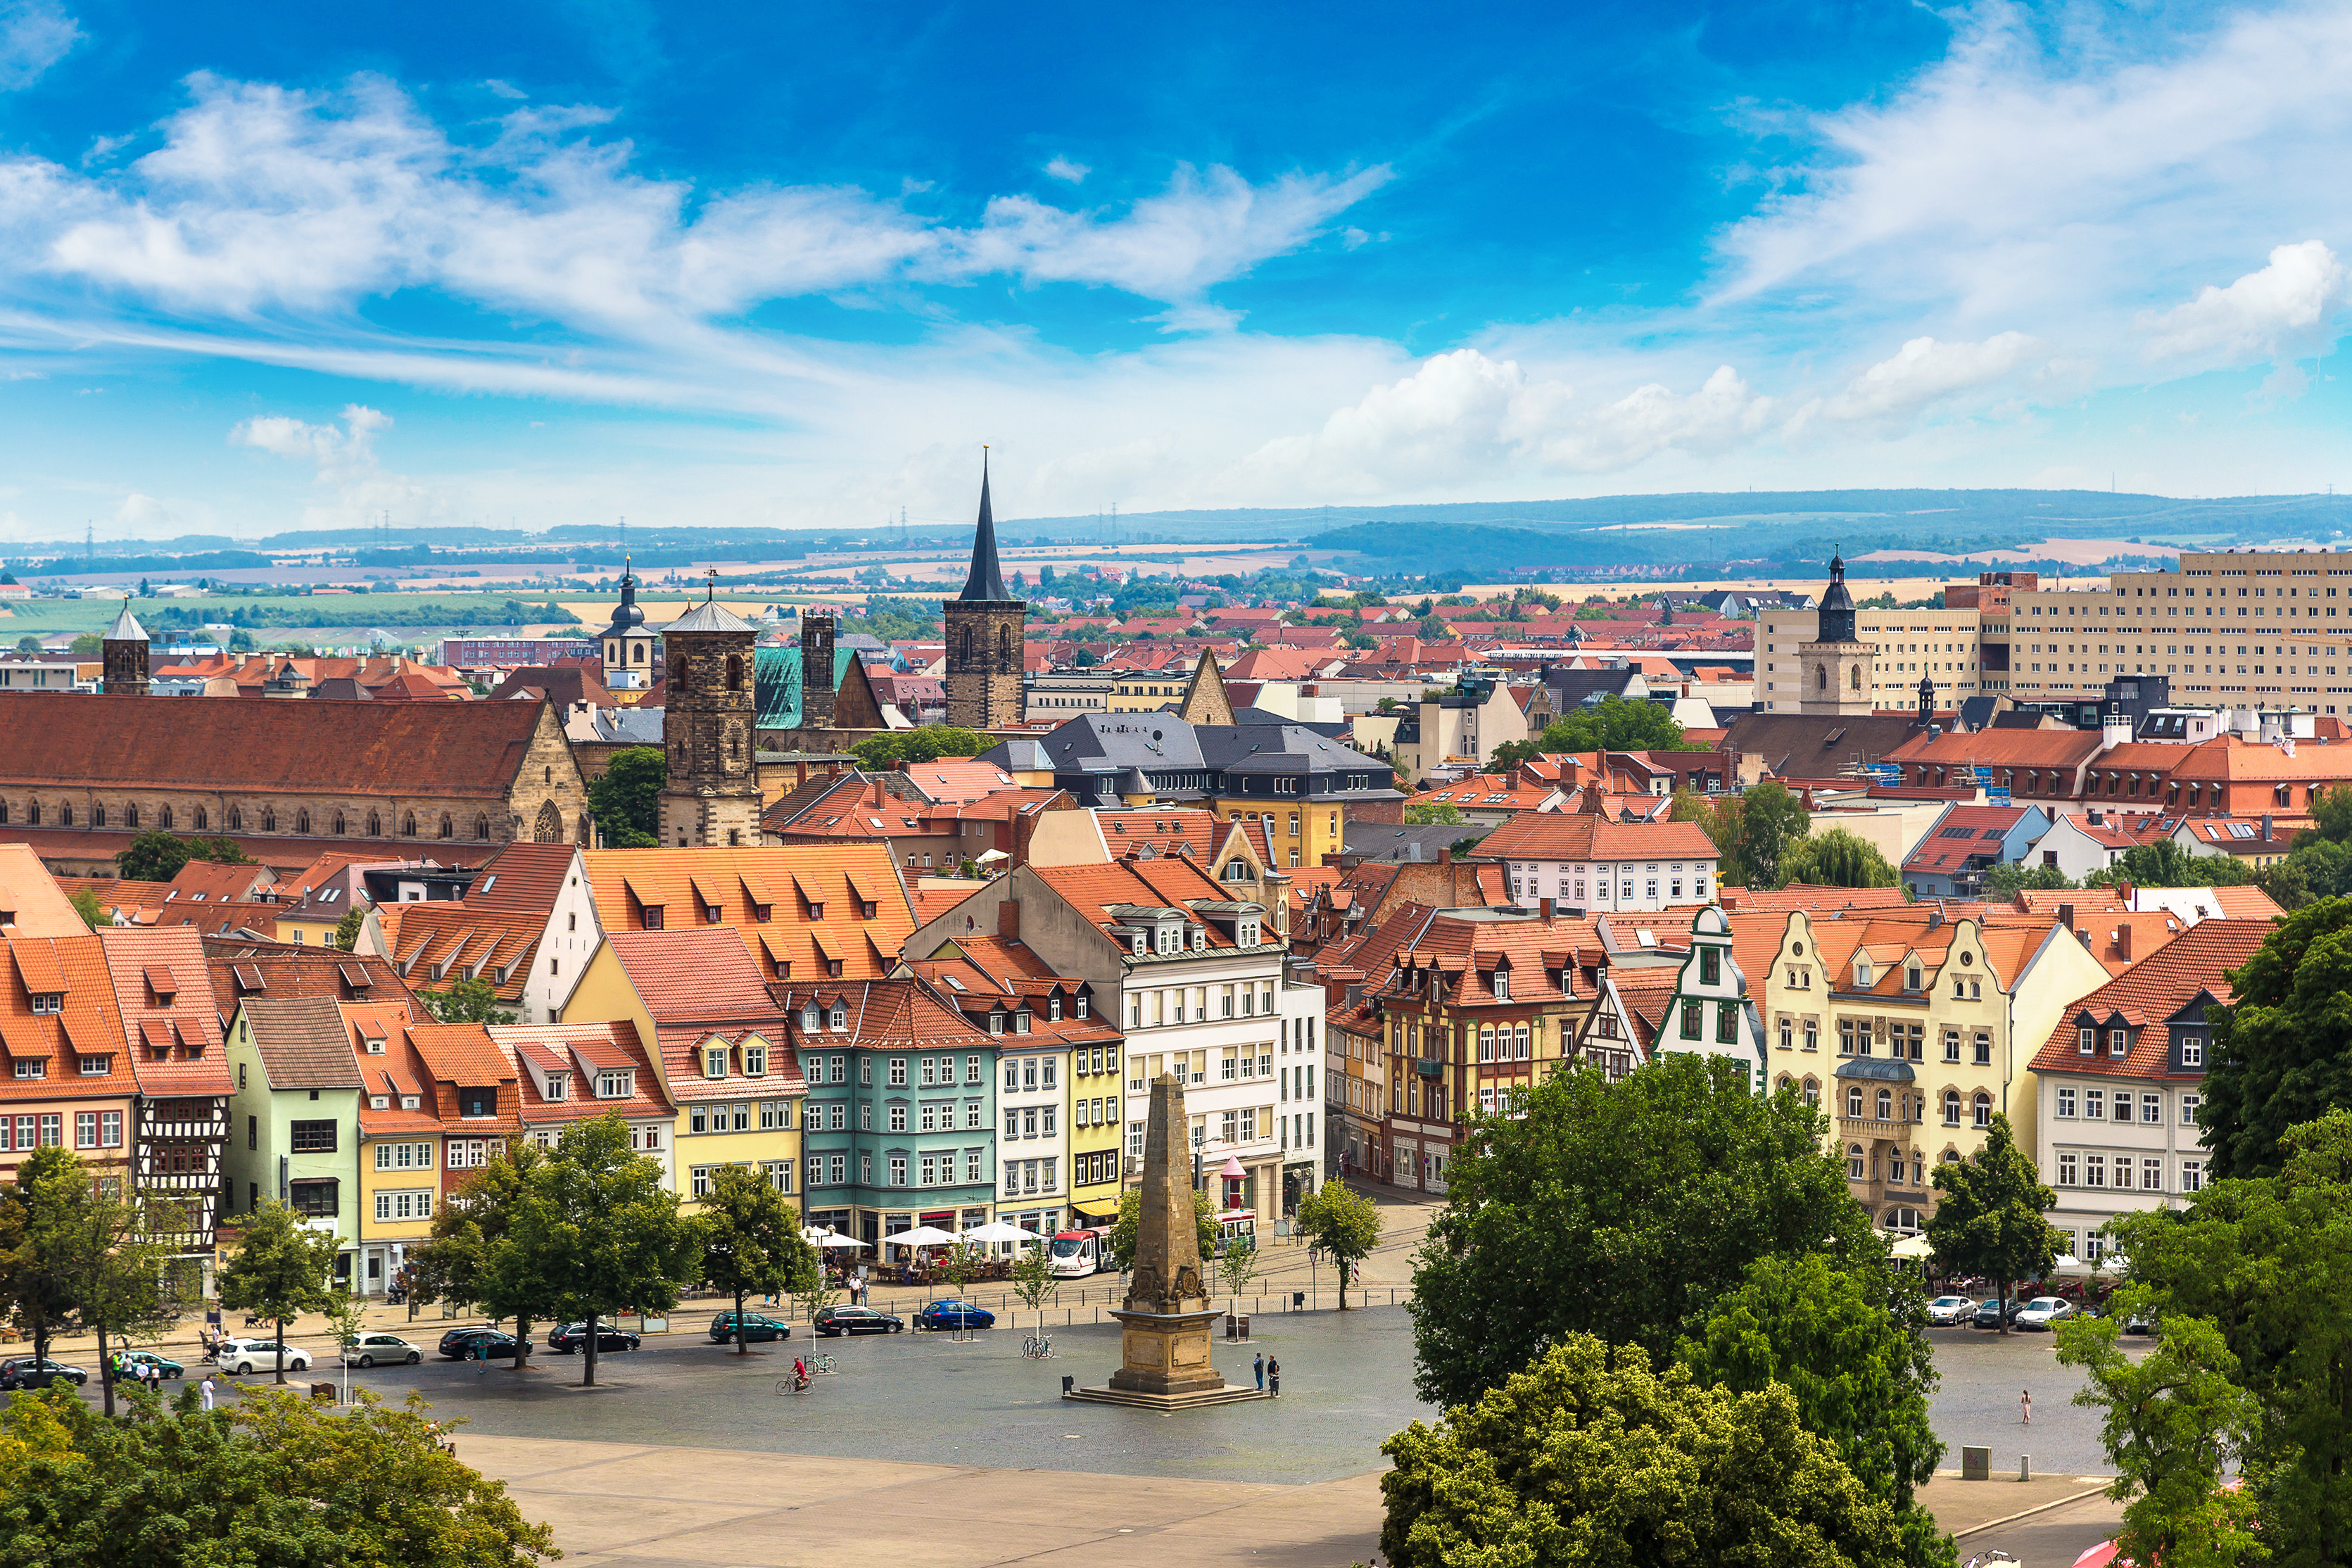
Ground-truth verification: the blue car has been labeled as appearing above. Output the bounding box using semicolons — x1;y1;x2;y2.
913;1299;995;1332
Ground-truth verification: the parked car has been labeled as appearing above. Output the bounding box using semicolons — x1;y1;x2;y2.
709;1311;792;1343
217;1340;311;1375
1972;1298;2025;1330
118;1351;184;1379
913;1299;996;1332
2013;1296;2078;1332
342;1333;424;1367
547;1322;641;1355
437;1328;521;1361
1925;1296;1979;1327
2125;1310;2162;1336
813;1305;904;1336
0;1356;89;1390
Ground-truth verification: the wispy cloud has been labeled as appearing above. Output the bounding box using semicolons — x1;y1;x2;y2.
0;0;79;91
1043;156;1088;184
2137;239;2348;363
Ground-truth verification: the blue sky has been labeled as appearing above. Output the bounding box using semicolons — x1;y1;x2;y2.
1;0;2348;540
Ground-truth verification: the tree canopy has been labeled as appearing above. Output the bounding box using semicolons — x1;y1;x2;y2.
1107;1184;1219;1273
852;726;987;769
217;1202;344;1383
1381;1336;1901;1568
1529;693;1700;755
1673;780;1813;890
1408;1054;1873;1408
1294;1181;1382;1309
407;1139;554;1369
697;1163;817;1354
1921;1115;2059;1332
1403;799;1464;826
114;830;194;883
2201;897;2352;1178
514;1115;695;1386
1776;826;1902;890
586;746;664;848
419;978;515;1026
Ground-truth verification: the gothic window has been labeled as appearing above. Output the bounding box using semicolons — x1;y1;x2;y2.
91;804;104;828
332;811;346;835
366;811;381;837
296;809;310;835
726;654;742;693
0;802;8;825
123;805;137;828
226;806;239;830
998;626;1011;669
26;802;37;826
402;812;416;837
474;814;491;841
1815;665;1826;691
534;802;562;843
1852;664;1863;690
260;807;274;832
159;806;172;830
194;807;207;830
438;814;453;840
671;655;689;690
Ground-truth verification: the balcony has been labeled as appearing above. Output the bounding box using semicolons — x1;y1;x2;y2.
1838;1115;1911;1140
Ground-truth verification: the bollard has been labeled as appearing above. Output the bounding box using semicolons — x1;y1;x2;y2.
1061;1375;1075;1396
2019;1454;2032;1482
1961;1446;1990;1481
1293;1291;1305;1310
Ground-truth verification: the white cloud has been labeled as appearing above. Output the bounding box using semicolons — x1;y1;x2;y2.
0;0;78;91
484;78;527;100
113;492;168;529
2138;240;2348;362
232;403;391;470
1810;331;2044;426
1044;156;1088;184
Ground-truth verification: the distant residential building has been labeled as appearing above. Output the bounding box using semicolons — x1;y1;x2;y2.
1477;808;1719;914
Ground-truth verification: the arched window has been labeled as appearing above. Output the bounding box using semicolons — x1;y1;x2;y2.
91;804;106;828
438;814;453;840
366;811;381;837
998;626;1012;668
1846;1085;1863;1117
296;809;310;835
1972;1090;1992;1129
1802;1077;1819;1107
1815;665;1826;691
0;801;8;826
725;654;742;692
227;806;241;831
331;811;346;835
158;805;172;830
534;802;562;843
1875;1087;1892;1120
1942;1088;1961;1125
123;805;137;828
474;814;491;841
1847;1143;1865;1180
26;802;38;826
194;806;208;830
403;812;417;837
59;803;72;827
1851;664;1864;690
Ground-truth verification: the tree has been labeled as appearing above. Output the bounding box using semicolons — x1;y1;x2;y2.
332;906;364;951
517;1115;695;1387
1294;1180;1382;1310
1380;1335;1901;1568
2201;897;2352;1178
1921;1114;2059;1336
1776;826;1902;890
1403;799;1464;826
420;977;515;1025
1729;778;1812;890
587;747;664;847
1009;1243;1057;1343
69;887;106;929
184;835;252;865
0;1147;93;1367
217;1201;343;1383
1678;1252;1948;1567
68;633;100;657
2059;1111;2352;1567
1108;1184;1219;1274
1983;861;2075;898
407;1138;555;1373
852;726;987;769
0;1384;557;1567
1409;1054;1873;1408
11;636;34;653
1213;1235;1261;1315
1531;693;1697;754
1671;785;1743;868
115;830;194;883
697;1163;816;1355
2091;837;2257;890
65;1186;187;1418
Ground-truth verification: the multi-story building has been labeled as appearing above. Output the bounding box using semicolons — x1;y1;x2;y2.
97;927;231;1291
1390;674;1533;781
902;932;1124;1235
2025;920;2270;1264
223;996;366;1287
1476;807;1719;914
1652;906;1762;1088
1274;975;1327;1214
576;845;916;988
561;926;806;1208
906;856;1293;1213
491;1020;677;1175
348;1007;448;1299
776;975;996;1249
1760;561;1988;714
1733;906;2112;1234
377;842;590;1025
0;934;140;1198
1025;670;1114;722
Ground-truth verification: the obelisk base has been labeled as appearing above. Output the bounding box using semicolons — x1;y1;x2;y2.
1064;1306;1267;1409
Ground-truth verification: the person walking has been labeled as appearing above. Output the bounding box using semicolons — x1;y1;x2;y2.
2021;1388;2032;1426
1253;1353;1265;1392
146;1362;162;1396
200;1374;215;1412
475;1340;488;1377
1267;1358;1281;1397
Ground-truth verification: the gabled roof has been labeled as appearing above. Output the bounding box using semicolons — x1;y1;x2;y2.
778;974;1006;1054
1476;812;1718;864
242;995;362;1089
583;846;914;983
488;1020;675;1128
98;926;230;1095
604;927;786;1025
0;843;92;935
0;935;136;1102
2026;919;2274;1079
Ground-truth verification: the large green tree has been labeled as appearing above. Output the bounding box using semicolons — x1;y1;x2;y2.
1408;1054;1873;1408
217;1201;344;1383
2064;1110;2352;1565
114;830;194;883
1526;693;1698;755
587;747;664;847
517;1115;695;1386
1776;826;1902;890
64;1186;187;1417
696;1163;817;1355
1294;1180;1382;1310
852;726;987;769
1729;778;1812;890
1381;1335;1901;1568
2201;897;2352;1179
1983;861;2075;897
1921;1115;2060;1335
419;977;516;1025
0;1146;95;1366
1678;1252;1948;1567
1107;1184;1220;1273
407;1139;556;1372
1403;799;1465;826
0;1384;557;1567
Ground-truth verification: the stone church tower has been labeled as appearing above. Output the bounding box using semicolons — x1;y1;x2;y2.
657;583;763;847
1799;550;1876;716
942;455;1026;731
102;600;149;697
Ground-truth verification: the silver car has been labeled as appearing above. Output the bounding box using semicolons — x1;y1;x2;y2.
2012;1296;2078;1331
1925;1295;1979;1327
341;1332;423;1367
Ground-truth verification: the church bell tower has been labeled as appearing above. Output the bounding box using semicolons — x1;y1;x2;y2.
942;451;1027;732
656;576;763;847
101;599;149;697
1798;550;1876;716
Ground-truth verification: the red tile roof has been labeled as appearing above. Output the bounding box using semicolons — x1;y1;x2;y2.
1475;812;1719;864
2025;919;2274;1079
0;935;137;1104
98;927;230;1096
585;846;914;984
489;1020;675;1128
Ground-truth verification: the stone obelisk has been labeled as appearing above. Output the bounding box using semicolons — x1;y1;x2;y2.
1068;1071;1258;1407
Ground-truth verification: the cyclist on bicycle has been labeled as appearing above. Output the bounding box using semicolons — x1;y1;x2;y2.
790;1355;809;1393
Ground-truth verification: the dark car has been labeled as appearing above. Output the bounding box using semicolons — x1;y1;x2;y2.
913;1299;996;1332
118;1351;184;1379
437;1328;521;1361
813;1305;904;1336
1973;1298;2026;1329
0;1357;89;1390
547;1322;640;1355
709;1311;792;1343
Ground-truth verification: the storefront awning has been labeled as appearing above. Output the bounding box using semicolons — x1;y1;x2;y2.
1072;1199;1120;1220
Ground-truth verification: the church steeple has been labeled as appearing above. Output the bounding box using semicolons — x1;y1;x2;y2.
1815;546;1857;644
958;449;1011;602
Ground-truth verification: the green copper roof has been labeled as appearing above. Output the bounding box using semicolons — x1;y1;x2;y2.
754;643;857;730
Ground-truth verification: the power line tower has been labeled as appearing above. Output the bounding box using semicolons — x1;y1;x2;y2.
84;519;93;567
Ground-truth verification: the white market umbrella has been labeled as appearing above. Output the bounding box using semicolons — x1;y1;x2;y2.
890;1225;962;1249
961;1221;1037;1244
975;849;1009;863
2052;1252;2083;1271
1890;1234;1935;1260
816;1234;869;1251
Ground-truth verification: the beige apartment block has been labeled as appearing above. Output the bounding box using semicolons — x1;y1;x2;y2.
1759;606;1986;714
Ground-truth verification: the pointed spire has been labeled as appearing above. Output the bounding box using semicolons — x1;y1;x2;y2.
102;597;148;644
958;447;1011;602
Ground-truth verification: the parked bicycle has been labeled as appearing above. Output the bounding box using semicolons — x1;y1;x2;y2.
807;1354;838;1376
1021;1334;1052;1360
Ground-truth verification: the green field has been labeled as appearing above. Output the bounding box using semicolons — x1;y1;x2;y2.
0;591;584;637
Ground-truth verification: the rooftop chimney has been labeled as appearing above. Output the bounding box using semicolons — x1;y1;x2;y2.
1540;897;1555;925
2057;902;2075;933
998;900;1020;941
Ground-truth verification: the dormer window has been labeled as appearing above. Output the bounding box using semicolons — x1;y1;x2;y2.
1131;934;1146;956
2108;1028;2128;1057
703;903;722;924
705;1046;728;1078
1904;966;1922;992
2078;1025;2095;1054
400;1095;421;1111
828;1002;847;1030
1048;995;1063;1022
1239;919;1260;945
807;901;825;921
370;1094;388;1110
743;1041;767;1076
1075;997;1089;1018
1189;928;1206;951
545;1073;569;1101
29;993;61;1016
1853;960;1873;988
802;1004;821;1032
362;1034;386;1055
597;1070;633;1099
1491;970;1510;1002
1015;1011;1032;1035
988;1013;1006;1037
640;905;664;930
458;1089;493;1119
